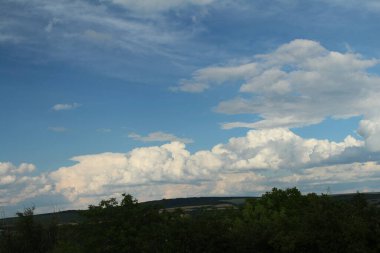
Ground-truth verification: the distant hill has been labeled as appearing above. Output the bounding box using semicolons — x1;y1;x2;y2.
142;196;256;208
330;192;380;206
144;192;380;209
1;192;379;227
0;210;84;228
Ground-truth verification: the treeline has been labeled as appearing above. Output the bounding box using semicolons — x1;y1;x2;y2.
1;188;380;253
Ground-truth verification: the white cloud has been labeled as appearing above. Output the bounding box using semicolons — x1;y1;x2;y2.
49;128;367;206
50;143;193;202
128;131;193;144
1;128;377;209
221;116;323;130
213;128;363;170
173;62;259;93
52;103;81;111
0;162;51;205
357;120;380;152
280;162;380;188
176;39;380;151
0;162;35;176
210;172;267;196
16;163;36;174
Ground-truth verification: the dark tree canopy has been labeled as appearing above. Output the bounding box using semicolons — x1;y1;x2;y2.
1;188;379;253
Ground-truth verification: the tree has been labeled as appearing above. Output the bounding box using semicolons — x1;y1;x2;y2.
0;206;57;253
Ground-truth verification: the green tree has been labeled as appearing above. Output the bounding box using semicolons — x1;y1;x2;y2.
0;206;57;253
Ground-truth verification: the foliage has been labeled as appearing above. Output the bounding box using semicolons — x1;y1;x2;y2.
0;206;57;253
1;188;379;253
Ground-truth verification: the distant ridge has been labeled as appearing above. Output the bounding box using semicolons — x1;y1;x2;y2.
1;192;380;226
142;196;257;209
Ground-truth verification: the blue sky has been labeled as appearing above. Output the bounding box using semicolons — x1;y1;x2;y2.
1;0;380;215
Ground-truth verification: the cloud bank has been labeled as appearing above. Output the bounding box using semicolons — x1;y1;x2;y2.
47;129;373;206
1;128;379;210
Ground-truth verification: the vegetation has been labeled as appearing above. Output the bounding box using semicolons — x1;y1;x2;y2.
1;188;379;253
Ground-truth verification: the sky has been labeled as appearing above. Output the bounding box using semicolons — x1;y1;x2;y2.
1;0;380;216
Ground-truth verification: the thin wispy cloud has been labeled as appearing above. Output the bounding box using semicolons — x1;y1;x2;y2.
128;131;194;144
0;0;199;79
52;103;81;111
102;0;215;14
48;127;68;132
97;128;112;133
322;0;380;11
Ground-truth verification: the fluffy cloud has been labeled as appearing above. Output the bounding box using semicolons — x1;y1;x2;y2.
176;39;380;150
52;103;81;111
212;128;363;170
128;131;193;144
2;128;378;209
279;161;380;193
49;128;366;205
0;162;52;205
357;120;380;152
178;40;380;128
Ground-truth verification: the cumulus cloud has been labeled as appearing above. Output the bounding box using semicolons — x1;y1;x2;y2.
178;40;380;126
0;162;52;205
279;161;380;192
357;120;380;152
1;128;378;209
48;128;367;205
52;103;81;111
128;131;193;144
176;39;380;150
213;128;363;170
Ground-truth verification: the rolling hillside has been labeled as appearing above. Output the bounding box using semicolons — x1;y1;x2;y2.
1;192;379;227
